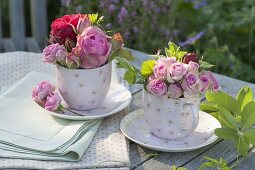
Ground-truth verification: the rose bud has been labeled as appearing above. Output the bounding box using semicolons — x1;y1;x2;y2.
76;17;91;34
183;52;199;64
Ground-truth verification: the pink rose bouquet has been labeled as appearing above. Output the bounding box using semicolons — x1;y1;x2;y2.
119;41;220;98
43;13;133;69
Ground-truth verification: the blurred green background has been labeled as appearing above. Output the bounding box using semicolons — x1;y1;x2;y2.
1;0;255;83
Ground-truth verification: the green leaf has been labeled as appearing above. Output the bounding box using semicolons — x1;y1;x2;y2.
200;101;219;113
168;41;179;53
241;101;255;129
244;128;255;145
88;13;98;25
115;57;136;84
218;109;239;130
199;162;217;170
176;51;187;60
238;136;249;156
124;70;136;84
205;91;238;116
214;128;239;140
140;60;156;78
199;60;215;69
115;49;134;61
236;86;254;112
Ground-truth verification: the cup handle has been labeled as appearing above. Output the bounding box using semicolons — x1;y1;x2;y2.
181;102;199;132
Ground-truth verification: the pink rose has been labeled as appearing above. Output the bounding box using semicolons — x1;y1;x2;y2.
146;79;167;96
207;71;221;92
199;72;211;93
148;74;156;81
157;57;176;67
76;17;91;34
66;52;81;69
43;43;67;63
153;62;167;80
75;26;112;69
188;61;199;73
167;62;188;82
45;92;62;111
32;81;55;104
167;83;183;99
182;72;200;94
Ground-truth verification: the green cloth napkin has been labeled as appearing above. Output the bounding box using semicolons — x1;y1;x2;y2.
0;71;101;161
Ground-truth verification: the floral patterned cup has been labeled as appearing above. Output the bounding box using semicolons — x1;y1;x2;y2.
55;61;112;110
143;90;200;140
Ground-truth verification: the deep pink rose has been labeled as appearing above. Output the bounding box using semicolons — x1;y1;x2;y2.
75;26;112;69
157;57;176;67
167;62;188;82
199;72;211;93
167;83;183;99
182;72;200;94
146;79;167;96
188;61;199;73
45;92;62;111
207;71;221;92
32;81;55;104
43;43;67;63
153;62;167;80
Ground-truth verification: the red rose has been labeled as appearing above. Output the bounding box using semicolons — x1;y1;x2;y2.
50;14;87;45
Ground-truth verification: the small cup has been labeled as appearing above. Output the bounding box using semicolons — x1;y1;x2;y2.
143;90;200;140
55;61;112;110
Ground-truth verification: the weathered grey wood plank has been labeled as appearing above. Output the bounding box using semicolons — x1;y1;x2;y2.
9;0;25;51
30;0;47;48
2;38;15;52
182;140;238;169
0;0;2;52
26;38;41;52
233;148;255;170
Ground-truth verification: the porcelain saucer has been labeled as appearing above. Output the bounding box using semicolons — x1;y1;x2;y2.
40;83;132;120
120;109;221;152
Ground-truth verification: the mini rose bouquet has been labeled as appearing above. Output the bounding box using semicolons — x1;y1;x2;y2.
43;13;133;69
119;42;220;98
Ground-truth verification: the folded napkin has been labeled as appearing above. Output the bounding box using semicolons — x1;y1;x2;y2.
0;71;101;161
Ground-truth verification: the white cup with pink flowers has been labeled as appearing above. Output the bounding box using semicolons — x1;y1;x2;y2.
120;42;220;140
42;13;133;110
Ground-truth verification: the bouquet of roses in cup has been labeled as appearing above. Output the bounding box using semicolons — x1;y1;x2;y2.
119;41;220;98
33;13;133;112
43;13;133;69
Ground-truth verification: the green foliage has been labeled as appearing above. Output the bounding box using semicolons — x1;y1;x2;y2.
140;60;156;78
115;57;144;84
170;165;188;170
199;156;232;170
88;13;104;26
165;42;187;61
201;86;255;156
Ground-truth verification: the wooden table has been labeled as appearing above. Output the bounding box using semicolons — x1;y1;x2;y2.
127;49;255;170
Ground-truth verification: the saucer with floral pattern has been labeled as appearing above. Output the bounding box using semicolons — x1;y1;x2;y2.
41;83;132;120
120;109;221;152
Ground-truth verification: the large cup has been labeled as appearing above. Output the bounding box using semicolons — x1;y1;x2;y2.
55;61;112;110
143;90;200;140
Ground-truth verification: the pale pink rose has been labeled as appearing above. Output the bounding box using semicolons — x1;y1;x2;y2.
153;62;167;80
188;61;199;73
167;83;183;99
168;62;188;81
157;57;176;67
45;92;62;111
66;52;81;69
76;17;91;34
75;26;112;69
182;72;200;94
148;74;156;81
199;72;211;93
207;71;221;92
32;81;55;104
146;79;167;96
43;43;67;63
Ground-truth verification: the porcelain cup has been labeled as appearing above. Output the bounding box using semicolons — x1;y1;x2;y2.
55;61;112;110
143;89;200;140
